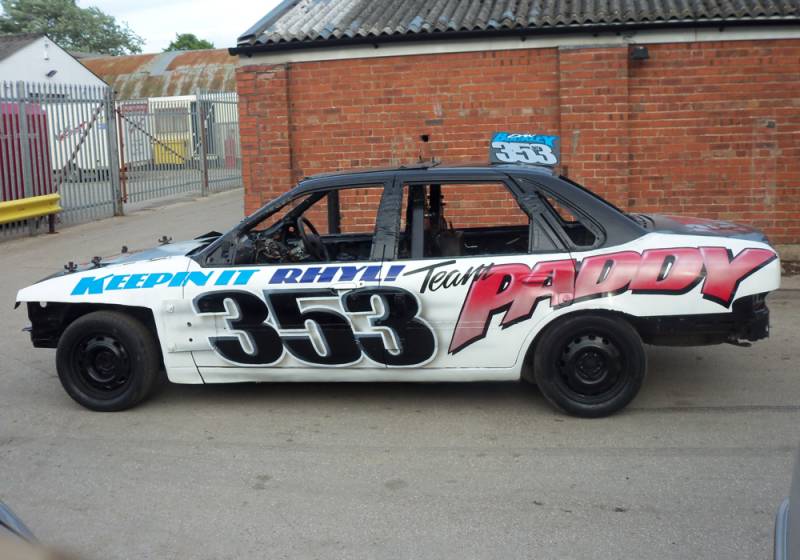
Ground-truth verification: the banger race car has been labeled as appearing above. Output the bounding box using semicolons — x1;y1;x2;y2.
16;160;780;417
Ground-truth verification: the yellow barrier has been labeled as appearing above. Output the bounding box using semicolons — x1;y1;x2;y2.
0;193;62;226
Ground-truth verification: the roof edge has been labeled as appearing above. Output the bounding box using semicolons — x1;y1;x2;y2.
229;17;800;56
0;32;45;63
236;0;303;44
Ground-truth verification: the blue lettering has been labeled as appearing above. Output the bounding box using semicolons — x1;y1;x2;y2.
338;266;366;282
385;265;405;282
123;274;147;289
215;270;235;286
233;270;257;285
168;272;188;287
143;273;173;288
106;275;130;290
300;267;321;283
299;267;339;283
361;266;382;282
318;267;338;283
185;271;212;287
71;275;111;295
271;268;303;284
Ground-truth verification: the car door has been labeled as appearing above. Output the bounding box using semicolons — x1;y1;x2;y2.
184;178;405;382
379;171;577;374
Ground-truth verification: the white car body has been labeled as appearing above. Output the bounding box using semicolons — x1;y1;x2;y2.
15;164;781;414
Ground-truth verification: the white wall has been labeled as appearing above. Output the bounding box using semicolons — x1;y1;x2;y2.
0;36;106;86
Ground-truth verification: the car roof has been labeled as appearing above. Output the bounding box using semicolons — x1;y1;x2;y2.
297;161;555;192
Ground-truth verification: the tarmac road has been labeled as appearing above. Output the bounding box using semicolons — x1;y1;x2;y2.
0;188;798;559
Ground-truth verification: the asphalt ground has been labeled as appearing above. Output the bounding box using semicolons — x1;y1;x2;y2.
0;188;798;559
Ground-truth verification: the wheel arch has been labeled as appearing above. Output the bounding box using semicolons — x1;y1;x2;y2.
520;308;643;383
26;301;159;350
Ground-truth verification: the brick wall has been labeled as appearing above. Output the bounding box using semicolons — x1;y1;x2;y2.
237;39;800;244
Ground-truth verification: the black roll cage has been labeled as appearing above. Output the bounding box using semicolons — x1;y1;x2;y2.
194;165;645;267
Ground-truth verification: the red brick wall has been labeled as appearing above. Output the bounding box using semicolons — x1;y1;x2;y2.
237;39;800;244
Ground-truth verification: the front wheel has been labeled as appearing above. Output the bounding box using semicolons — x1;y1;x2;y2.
533;315;646;418
56;311;161;411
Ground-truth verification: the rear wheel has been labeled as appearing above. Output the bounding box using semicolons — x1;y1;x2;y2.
56;311;161;411
533;315;646;418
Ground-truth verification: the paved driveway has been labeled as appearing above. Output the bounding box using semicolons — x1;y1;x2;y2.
0;189;797;559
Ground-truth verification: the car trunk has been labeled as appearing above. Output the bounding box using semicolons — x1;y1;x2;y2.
632;214;770;243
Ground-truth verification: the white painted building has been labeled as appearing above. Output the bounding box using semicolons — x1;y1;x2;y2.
0;33;112;178
0;33;106;86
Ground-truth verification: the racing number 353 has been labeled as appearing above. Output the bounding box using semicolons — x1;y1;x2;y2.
194;288;436;367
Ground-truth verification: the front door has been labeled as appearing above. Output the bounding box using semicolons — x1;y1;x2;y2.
187;181;403;382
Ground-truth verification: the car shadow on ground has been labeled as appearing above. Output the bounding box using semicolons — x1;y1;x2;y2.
140;346;727;415
154;378;550;411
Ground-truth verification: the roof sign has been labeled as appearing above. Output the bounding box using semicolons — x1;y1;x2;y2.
489;132;560;166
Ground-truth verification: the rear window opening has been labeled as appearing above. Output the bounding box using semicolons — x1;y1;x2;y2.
400;182;531;259
539;194;597;248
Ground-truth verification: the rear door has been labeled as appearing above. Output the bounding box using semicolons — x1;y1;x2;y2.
381;171;576;373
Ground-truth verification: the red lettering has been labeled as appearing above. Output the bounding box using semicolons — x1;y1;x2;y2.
574;251;640;302
700;247;776;307
447;246;776;355
629;248;704;293
449;260;575;354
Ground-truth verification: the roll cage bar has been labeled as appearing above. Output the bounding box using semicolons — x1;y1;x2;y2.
194;165;645;267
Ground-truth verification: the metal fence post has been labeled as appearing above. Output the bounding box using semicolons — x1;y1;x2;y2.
104;88;124;216
15;81;37;235
197;90;210;197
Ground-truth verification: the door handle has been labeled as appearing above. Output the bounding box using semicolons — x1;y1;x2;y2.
332;282;359;291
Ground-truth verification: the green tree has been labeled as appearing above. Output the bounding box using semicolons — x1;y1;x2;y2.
164;33;214;52
0;0;143;55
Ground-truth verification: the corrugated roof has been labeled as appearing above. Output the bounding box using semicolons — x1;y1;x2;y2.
82;49;237;100
0;33;42;62
235;0;800;51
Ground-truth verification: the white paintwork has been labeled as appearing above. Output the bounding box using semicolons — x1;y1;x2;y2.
16;230;780;386
238;25;800;66
0;36;106;86
1;36;113;172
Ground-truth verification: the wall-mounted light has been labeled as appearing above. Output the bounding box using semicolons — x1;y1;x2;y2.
46;69;57;78
630;45;649;61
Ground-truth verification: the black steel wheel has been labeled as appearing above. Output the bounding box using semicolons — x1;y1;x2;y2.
56;311;161;411
533;315;646;418
72;333;132;398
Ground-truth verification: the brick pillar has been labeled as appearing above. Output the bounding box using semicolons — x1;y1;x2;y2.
558;46;630;208
236;63;293;215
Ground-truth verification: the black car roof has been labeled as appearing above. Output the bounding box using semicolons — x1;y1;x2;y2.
297;162;555;193
200;161;644;265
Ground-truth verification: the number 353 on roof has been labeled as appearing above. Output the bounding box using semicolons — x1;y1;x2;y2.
490;132;560;167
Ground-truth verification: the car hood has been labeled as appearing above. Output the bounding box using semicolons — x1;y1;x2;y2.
633;214;770;243
104;238;207;265
32;232;221;284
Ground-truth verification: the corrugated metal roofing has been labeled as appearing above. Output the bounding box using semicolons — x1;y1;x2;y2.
82;49;237;100
0;33;42;62
235;0;800;50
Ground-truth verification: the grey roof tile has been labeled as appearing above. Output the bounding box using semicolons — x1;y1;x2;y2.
236;0;800;49
0;33;42;62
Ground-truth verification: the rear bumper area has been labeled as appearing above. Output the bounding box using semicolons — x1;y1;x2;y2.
632;293;770;346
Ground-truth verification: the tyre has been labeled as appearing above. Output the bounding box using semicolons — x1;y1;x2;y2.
533;314;646;418
55;311;161;411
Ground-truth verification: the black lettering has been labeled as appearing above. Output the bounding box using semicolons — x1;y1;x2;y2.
194;291;283;365
343;287;436;366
